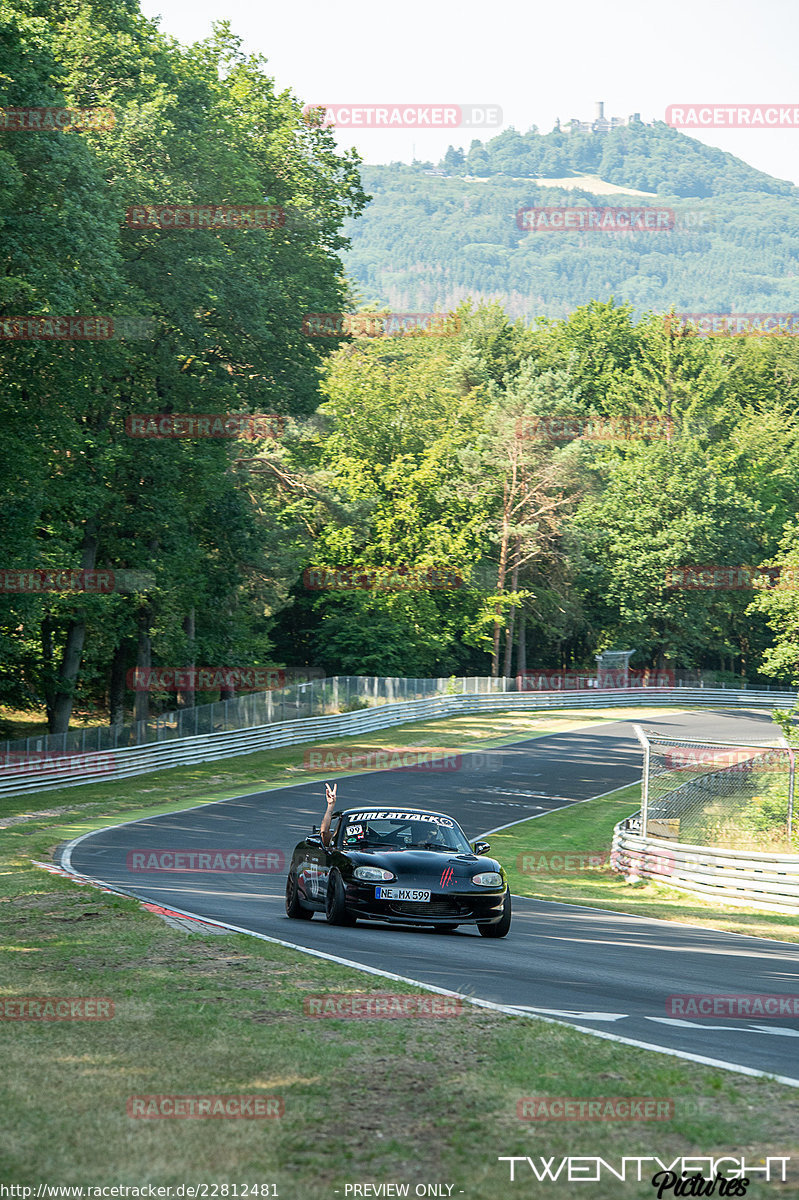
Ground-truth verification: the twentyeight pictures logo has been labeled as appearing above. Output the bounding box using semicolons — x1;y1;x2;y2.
303;104;501;129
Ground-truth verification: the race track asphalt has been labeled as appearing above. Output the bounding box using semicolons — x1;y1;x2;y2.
60;707;799;1083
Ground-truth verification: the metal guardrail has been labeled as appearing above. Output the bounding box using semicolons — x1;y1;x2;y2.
611;822;799;914
0;674;498;759
1;685;796;800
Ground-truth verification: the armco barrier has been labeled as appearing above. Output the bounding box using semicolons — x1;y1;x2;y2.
611;822;799;915
1;686;795;800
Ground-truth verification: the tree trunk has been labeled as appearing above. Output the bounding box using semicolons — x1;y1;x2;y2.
491;483;511;678
133;607;152;729
178;607;196;708
50;519;98;734
502;539;521;679
109;643;128;727
517;608;527;676
41;614;55;729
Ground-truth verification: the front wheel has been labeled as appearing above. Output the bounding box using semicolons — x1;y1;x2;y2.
325;869;357;926
478;890;511;938
285;868;313;919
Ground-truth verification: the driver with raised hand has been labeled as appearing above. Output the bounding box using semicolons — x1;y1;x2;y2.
320;782;337;847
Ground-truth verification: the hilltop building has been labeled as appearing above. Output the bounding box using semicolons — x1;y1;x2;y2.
560;102;644;134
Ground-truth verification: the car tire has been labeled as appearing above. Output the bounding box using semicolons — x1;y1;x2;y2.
478;889;511;938
285;868;313;919
325;869;357;926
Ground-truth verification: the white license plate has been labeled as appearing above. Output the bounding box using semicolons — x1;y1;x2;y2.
375;887;431;901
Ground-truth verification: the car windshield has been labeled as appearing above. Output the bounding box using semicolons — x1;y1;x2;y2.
339;815;472;852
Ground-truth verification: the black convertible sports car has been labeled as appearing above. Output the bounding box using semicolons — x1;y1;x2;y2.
285;805;511;936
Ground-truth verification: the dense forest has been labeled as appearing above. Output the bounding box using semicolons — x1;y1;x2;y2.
439;120;796;196
342;128;799;319
3;0;799;736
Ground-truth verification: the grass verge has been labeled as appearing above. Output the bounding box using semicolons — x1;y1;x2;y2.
495;783;799;942
3;705;797;1194
1;825;798;1196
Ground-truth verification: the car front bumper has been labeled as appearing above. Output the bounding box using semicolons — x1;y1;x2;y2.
345;882;507;925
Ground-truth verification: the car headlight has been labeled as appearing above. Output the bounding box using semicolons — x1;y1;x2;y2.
354;866;395;882
472;872;503;887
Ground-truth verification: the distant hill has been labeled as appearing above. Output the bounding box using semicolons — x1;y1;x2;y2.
341;123;799;320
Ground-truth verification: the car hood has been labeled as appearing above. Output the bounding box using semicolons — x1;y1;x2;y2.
346;848;502;875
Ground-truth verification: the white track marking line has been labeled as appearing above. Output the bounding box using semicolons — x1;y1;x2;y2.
645;1017;799;1037
502;1006;629;1021
51;852;799;1090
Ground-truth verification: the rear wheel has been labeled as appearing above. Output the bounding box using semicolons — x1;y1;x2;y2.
478;890;511;938
325;869;357;926
285;868;313;919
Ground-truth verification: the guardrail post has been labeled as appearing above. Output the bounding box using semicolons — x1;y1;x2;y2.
788;745;795;844
633;723;650;835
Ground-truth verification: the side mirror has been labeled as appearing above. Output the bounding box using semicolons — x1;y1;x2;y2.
306;833;323;847
473;840;490;855
311;825;319;833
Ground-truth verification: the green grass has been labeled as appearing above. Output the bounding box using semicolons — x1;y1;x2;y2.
2;705;799;1193
1;831;798;1196
494;783;799;942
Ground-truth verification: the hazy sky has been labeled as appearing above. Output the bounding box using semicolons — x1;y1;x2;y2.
139;0;799;186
